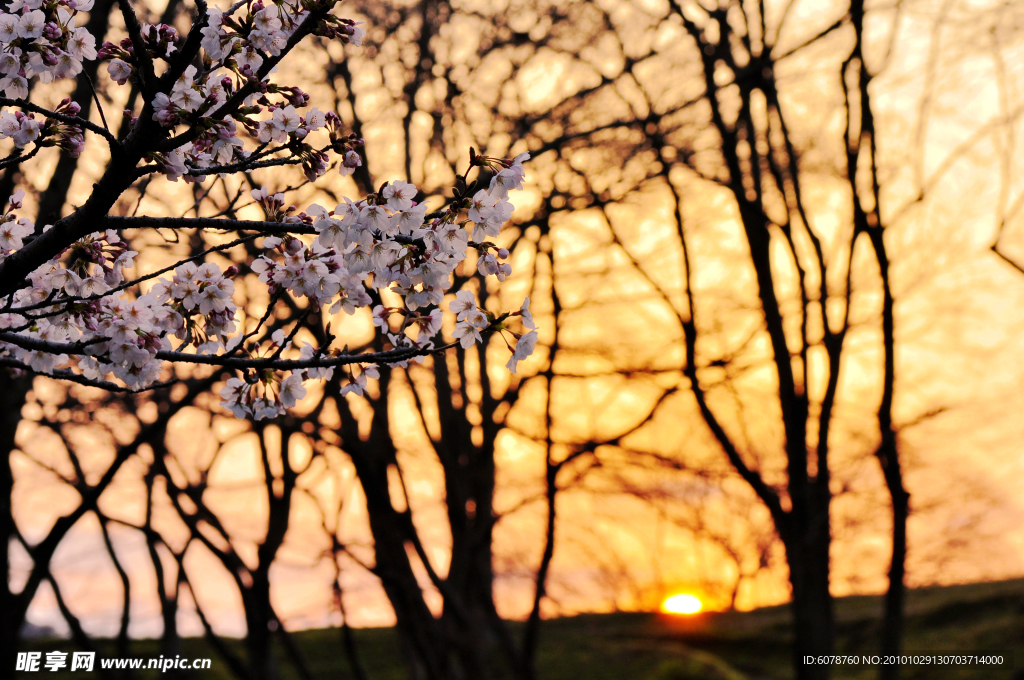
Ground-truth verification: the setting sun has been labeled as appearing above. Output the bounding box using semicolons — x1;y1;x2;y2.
661;594;703;615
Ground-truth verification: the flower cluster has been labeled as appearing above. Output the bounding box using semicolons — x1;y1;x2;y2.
0;246;240;389
0;209;175;386
449;290;536;371
0;0;96;99
220;369;306;419
73;257;238;388
217;328;382;420
93;1;368;183
0;0;97;156
147;261;239;349
0;97;85;154
250;232;372;315
99;22;180;85
0;0;538;422
0;188;31;256
0;108;38;147
504;297;537;372
465;151;530;279
0;150;531;418
0;181;245;386
218;330;306;419
217;154;533;417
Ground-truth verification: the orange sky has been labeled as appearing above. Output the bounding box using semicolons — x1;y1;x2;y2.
8;0;1024;639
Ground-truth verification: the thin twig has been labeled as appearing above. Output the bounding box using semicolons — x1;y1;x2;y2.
84;71;110;132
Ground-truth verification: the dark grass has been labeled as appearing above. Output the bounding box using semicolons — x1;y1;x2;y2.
17;578;1024;679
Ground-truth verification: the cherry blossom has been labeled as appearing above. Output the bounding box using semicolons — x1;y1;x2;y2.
505;330;537;373
0;0;537;421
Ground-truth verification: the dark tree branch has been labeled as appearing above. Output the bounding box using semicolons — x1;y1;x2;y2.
0;98;120;147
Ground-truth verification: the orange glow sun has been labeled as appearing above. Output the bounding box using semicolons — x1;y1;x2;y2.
661;594;703;615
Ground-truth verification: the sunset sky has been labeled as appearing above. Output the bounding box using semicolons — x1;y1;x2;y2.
7;0;1024;641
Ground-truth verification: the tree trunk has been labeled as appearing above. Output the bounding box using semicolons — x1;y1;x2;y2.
784;511;835;680
868;227;906;680
362;488;454;680
431;344;516;677
338;377;457;680
878;429;908;680
245;575;277;680
1;372;30;680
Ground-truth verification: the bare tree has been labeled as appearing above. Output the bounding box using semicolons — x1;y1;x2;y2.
8;4;1024;680
473;0;1024;678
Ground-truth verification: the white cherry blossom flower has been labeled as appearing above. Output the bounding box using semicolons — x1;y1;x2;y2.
253;5;282;33
417;308;442;338
0;76;27;99
453;319;482;348
171;86;203;112
0;111;18;138
506;330;537;373
468;189;496;223
236;46;263;72
396;203;427;234
383;181;417;211
361;204;391;231
17;10;45;40
448;289;477;321
464;308;488;330
107;59;131;85
12;118;39;148
340;149;362;176
0;15;18;42
278;372;306;408
520;297;536;329
435;223;467;255
0;49;20;76
53;52;83;79
68;27;96;60
315;215;346;249
305;107;325;130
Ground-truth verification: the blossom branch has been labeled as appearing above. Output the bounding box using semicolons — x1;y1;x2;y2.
0;146;41;170
184;147;327;177
156;2;333;153
0;98;119;146
0;328;456;370
0;356;176;392
100;215;494;251
117;0;157;92
158;0;208;91
153;341;458;370
0;0;536;420
0;332;104;355
104;215;315;234
7;233;263;314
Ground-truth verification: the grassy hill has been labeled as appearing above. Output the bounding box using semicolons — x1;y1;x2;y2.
17;578;1024;679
